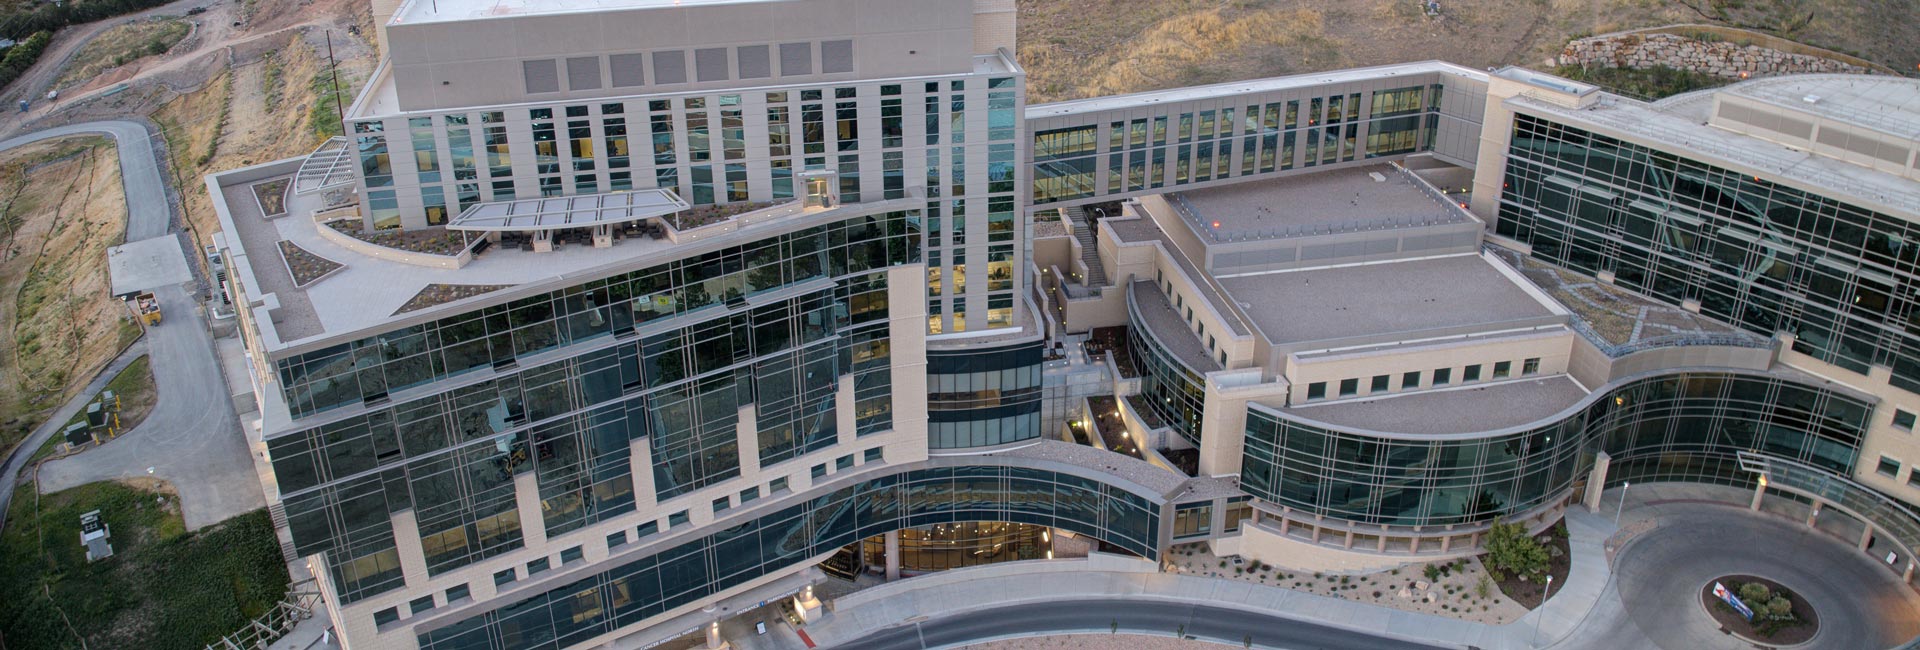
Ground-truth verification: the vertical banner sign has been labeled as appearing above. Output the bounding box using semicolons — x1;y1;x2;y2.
1712;582;1755;621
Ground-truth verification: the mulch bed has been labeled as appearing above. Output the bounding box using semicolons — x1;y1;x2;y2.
394;283;515;314
277;240;342;287
1700;574;1818;646
1495;518;1572;609
325;220;470;256
251;178;290;217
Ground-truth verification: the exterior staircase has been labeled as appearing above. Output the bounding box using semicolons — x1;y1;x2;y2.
1064;206;1109;288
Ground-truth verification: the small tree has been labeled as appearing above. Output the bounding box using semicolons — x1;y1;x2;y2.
1483;519;1549;581
1424;564;1443;582
1738;582;1772;605
1476;574;1493;599
1765;595;1794;619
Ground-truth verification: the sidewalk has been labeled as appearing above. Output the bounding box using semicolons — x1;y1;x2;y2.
0;338;147;533
795;509;1621;650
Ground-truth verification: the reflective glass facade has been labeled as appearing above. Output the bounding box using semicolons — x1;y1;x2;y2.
1031;84;1445;205
1497;113;1920;393
1127;293;1207;446
926;341;1043;449
275;212;920;419
268;214;917;604
1243;371;1871;526
415;466;1161;650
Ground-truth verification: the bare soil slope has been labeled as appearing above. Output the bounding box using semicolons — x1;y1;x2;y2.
1018;0;1918;104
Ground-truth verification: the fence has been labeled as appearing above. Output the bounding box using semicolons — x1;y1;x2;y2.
204;581;323;650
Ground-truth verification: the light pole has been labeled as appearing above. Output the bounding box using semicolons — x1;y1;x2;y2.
1614;481;1631;526
1532;573;1554;647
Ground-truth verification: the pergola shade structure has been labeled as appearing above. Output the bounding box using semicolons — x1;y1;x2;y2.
447;189;689;233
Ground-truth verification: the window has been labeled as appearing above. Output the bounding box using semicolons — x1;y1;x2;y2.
740;487;760;504
1222;497;1253;533
1493;361;1512;379
1307;382;1326;400
770;476;790;494
713;496;731;512
527;558;551;575
1463;364;1482;382
1401;371;1420;389
1370;375;1390;392
836;454;854;470
446;584;471;603
637;520;660;539
1172;502;1212;538
607;530;629;549
1909;471;1920;488
560;546;584;565
811;463;828;479
1433;368;1452;386
409;595;435;615
668;510;690;528
1338;378;1359;397
1897;409;1917;431
863;448;883;463
1880;456;1903;477
493;569;516;587
1523;357;1541;376
374;607;401;626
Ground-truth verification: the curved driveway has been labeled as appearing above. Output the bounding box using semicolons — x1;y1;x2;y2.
0;121;170;240
0;120;262;531
1611;503;1920;649
834;599;1451;650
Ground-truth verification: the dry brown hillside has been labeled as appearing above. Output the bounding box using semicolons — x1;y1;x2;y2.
1017;0;1919;104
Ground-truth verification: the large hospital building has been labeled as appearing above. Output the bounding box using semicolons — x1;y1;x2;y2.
202;0;1920;648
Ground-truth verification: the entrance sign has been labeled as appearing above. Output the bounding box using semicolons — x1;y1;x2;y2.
1712;582;1755;621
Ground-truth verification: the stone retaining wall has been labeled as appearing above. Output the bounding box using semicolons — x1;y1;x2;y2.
1557;32;1872;79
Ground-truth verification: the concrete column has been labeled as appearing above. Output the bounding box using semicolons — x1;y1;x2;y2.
1807;501;1823;528
1343;529;1354;549
1860;527;1874;552
1440;535;1451;553
1904;561;1914;583
1585;452;1611;513
1749;482;1766;511
1376;534;1387;552
1410;537;1421;554
1279;517;1290;534
1311;525;1322;543
514;470;547;548
884;530;901;580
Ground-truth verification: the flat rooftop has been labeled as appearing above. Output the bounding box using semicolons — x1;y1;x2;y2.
1170;164;1465;242
1724;74;1920;141
1105;216;1250;337
1128;281;1221;373
1282;375;1591;436
1509;83;1920;220
393;0;777;25
1216;253;1563;347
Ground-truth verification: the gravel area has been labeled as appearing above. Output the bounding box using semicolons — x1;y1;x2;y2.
1165;543;1528;624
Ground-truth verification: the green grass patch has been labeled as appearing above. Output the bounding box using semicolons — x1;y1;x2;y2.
0;482;289;650
30;354;154;463
309;69;358;139
1551;65;1735;101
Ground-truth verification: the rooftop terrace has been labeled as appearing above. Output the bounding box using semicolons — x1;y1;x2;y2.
1170;164;1468;242
1487;246;1770;356
1281;376;1591;436
214;159;909;352
1215;253;1564;347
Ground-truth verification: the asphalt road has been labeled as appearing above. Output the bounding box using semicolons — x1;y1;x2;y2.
0;120;261;531
1611;502;1920;649
832;599;1453;650
0;121;171;240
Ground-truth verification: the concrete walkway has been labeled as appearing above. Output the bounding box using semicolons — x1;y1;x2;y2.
799;484;1920;650
801;510;1616;650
